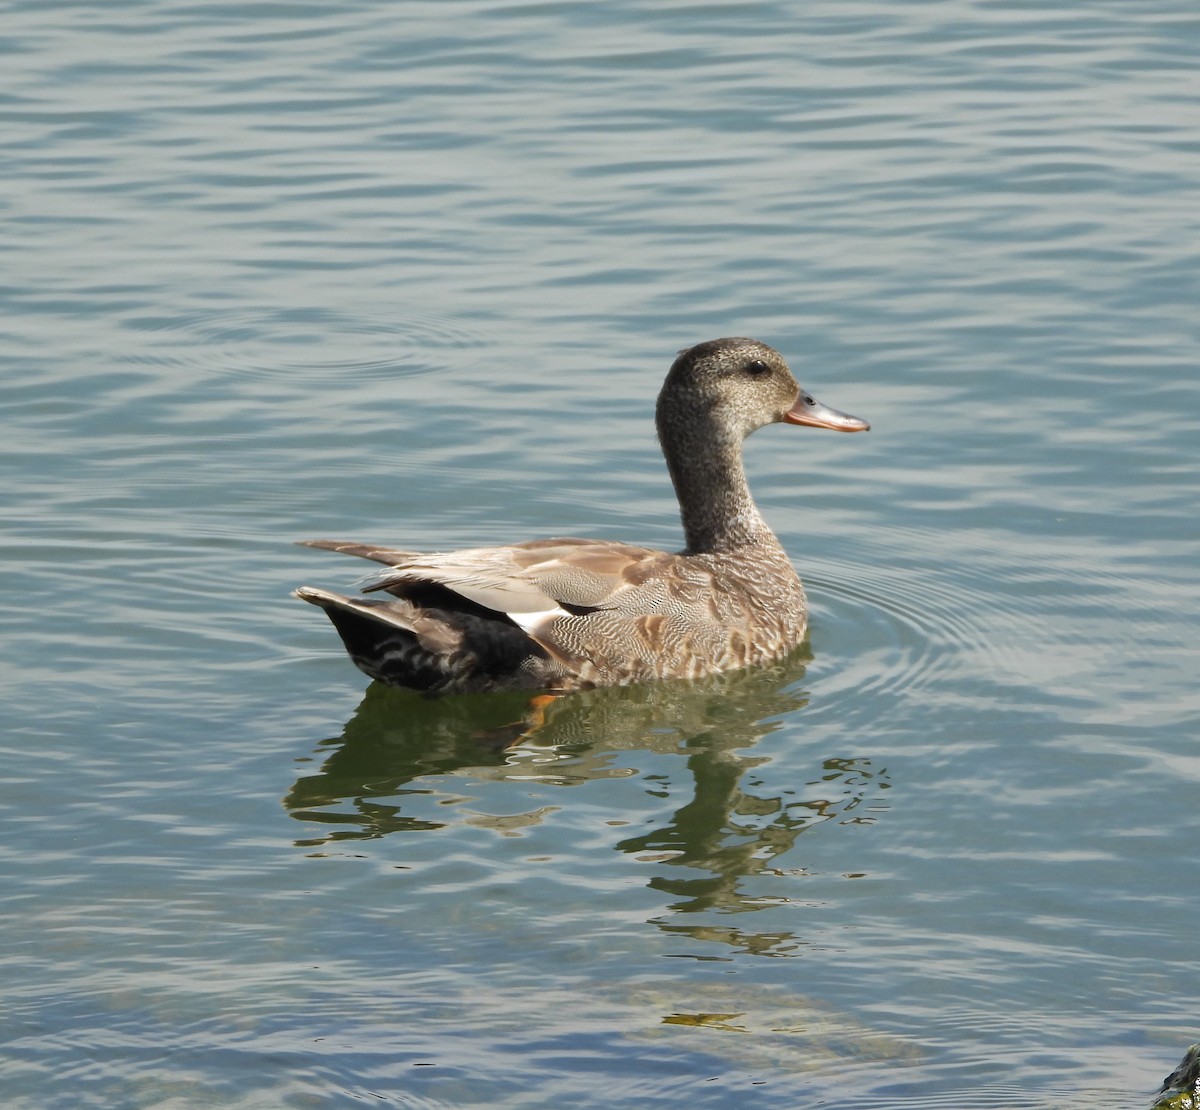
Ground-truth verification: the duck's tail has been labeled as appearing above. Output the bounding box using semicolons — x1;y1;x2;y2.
293;586;459;692
294;586;547;694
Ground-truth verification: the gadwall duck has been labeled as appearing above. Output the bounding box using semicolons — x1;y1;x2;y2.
295;337;868;694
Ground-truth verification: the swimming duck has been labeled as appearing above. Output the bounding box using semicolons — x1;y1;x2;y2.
295;337;868;694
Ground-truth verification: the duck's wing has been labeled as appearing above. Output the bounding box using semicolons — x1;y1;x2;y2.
355;537;672;626
297;538;422;566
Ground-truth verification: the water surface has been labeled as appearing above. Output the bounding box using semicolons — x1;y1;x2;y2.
2;1;1198;1107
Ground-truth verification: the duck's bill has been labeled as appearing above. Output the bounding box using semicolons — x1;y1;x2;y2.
784;393;870;432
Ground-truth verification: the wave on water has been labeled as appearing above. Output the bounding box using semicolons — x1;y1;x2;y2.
120;305;486;382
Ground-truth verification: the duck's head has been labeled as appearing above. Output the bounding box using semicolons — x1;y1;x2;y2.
656;337;869;445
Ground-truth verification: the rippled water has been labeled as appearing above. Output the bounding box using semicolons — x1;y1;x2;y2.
3;1;1198;1107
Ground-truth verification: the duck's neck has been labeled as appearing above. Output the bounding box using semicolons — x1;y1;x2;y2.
660;421;778;555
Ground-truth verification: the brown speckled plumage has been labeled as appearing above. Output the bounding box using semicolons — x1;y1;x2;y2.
295;337;868;694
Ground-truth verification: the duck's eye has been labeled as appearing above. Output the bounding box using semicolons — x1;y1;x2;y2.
745;359;770;376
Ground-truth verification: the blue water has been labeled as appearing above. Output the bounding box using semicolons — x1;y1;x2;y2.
3;1;1198;1107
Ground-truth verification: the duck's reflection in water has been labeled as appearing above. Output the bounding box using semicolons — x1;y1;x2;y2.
286;646;888;954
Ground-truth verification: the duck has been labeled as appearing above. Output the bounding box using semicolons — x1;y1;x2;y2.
294;337;868;694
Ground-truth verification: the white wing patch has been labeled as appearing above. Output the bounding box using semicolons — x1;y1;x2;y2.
507;606;569;634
